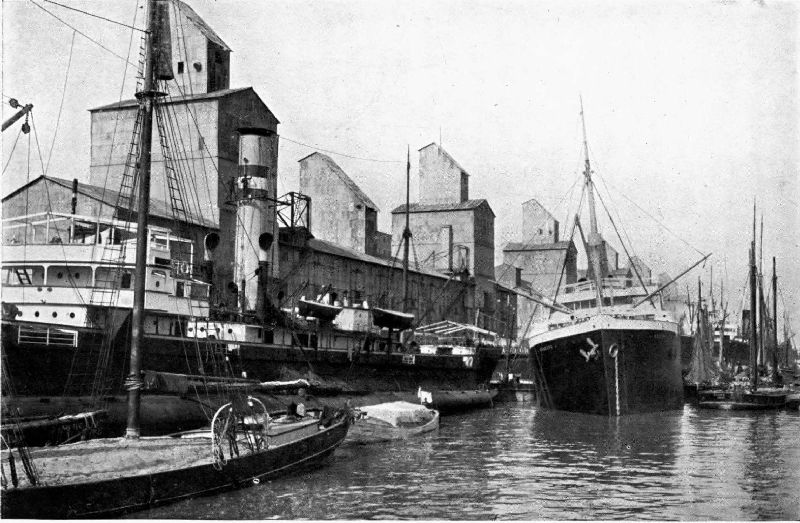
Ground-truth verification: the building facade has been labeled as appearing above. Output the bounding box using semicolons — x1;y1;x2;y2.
298;152;390;258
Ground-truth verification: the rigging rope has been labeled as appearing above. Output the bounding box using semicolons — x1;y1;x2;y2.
29;0;138;67
45;29;76;175
42;0;146;32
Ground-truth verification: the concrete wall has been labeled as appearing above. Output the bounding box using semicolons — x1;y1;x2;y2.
390;201;496;330
503;242;577;299
521;198;559;245
418;143;469;205
89;99;221;223
299;153;380;255
168;2;230;94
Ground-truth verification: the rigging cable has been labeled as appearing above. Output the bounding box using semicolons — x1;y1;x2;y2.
587;148;705;257
29;0;138;67
2;127;24;175
42;0;146;32
45;29;76;175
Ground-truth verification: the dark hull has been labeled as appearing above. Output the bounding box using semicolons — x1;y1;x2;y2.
1;322;501;418
0;416;350;519
697;390;787;411
530;327;683;415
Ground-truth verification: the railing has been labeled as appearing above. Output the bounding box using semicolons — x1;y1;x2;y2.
563;277;658;295
18;325;78;348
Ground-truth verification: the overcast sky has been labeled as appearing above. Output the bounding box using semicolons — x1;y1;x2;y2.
2;0;798;338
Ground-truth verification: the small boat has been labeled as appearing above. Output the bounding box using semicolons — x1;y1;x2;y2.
298;296;342;322
698;388;787;410
372;307;414;330
418;388;497;414
348;401;438;444
1;399;352;518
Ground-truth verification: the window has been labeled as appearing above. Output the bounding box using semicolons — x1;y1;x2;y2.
121;272;132;289
177;61;184;74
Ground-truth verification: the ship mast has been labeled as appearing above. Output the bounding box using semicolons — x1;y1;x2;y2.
402;146;411;312
126;0;161;439
749;202;758;392
772;256;778;382
579;98;605;306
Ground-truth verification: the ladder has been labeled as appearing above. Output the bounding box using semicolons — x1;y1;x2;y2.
14;268;32;286
62;42;147;400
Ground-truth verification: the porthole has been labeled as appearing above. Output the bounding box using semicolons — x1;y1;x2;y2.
57;272;64;279
52;312;58;318
74;273;80;279
69;312;75;318
199;327;206;333
34;311;40;317
155;281;160;288
227;328;232;334
188;327;194;333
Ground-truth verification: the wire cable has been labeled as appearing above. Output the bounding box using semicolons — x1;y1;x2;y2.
42;0;146;32
30;0;138;67
45;30;76;175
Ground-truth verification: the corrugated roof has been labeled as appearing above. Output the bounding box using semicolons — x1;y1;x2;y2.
90;87;252;112
391;199;493;216
307;237;449;280
42;176;216;228
172;0;231;51
299;152;378;211
503;240;573;252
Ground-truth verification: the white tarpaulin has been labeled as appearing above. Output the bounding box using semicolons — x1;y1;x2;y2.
360;401;435;427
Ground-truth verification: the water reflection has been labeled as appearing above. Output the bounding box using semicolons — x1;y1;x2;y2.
137;406;800;520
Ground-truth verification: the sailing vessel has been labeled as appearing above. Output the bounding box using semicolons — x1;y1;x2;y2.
525;102;689;415
0;0;504;433
698;207;787;410
1;2;351;517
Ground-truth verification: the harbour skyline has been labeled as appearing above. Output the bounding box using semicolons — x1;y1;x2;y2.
2;0;797;336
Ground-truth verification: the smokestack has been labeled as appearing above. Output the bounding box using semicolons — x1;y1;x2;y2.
233;128;277;316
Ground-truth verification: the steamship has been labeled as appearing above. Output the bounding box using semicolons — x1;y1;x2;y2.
525;106;684;416
0;1;503;433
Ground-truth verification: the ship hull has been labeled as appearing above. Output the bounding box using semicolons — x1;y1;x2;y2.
529;319;683;415
2;321;501;404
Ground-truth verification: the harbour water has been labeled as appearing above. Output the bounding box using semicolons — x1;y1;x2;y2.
134;404;800;520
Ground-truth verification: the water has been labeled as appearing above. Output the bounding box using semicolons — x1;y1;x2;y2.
136;405;800;520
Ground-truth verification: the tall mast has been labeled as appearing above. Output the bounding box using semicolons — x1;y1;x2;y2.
772;257;778;380
749;203;758;392
580;97;600;238
579;98;606;296
402;146;411;312
126;0;161;439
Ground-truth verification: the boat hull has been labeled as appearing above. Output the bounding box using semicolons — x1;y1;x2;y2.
0;416;350;519
347;410;439;444
1;321;502;429
529;322;683;415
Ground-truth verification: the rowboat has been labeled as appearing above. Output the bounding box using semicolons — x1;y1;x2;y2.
347;401;438;444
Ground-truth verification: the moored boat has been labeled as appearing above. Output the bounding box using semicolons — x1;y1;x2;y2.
525;102;693;416
0;400;351;518
348;401;438;444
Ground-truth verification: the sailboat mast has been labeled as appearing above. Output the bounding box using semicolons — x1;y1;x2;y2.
126;0;160;439
402;146;411;313
749;205;758;392
772;257;778;378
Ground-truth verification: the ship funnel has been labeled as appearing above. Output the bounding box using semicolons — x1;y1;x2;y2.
233;127;278;316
